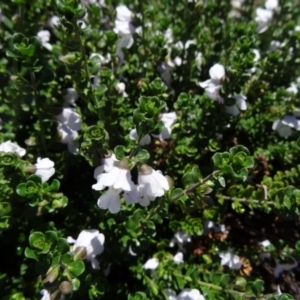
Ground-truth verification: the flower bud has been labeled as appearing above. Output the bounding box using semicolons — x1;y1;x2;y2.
117;158;130;170
164;175;174;189
24;165;37;174
73;246;87;260
43;266;60;284
138;163;152;175
59;281;73;295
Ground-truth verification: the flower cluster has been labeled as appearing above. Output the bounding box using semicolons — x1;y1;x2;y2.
92;154;169;213
129;112;177;145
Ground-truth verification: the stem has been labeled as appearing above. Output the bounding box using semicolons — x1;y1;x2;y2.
30;71;46;154
216;194;274;206
75;27;98;108
169;170;221;202
197;280;265;299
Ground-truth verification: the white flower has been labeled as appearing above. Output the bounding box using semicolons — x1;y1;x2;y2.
94;153;118;181
218;249;242;270
130;112;177;144
260;240;271;248
0;141;26;157
37;30;52;51
255;0;278;33
93;161;135;192
67;229;105;269
166;289;178;300
116;35;134;64
135;165;169;206
47;15;60;28
274;257;298;278
265;0;278;10
152;112;177;141
173;252;184;264
114;5;134;63
56;108;81;131
97;188;122;213
204;220;228;235
177;289;205;300
277;285;282;296
35;158;55;182
143;258;159;270
40;289;50;300
199;63;225;103
56;108;81;154
63;88;79;106
129;129;151;146
116;5;132;22
272;114;300;137
225;94;247;116
158;60;174;87
287;82;298;95
116;82;128;97
170;230;192;251
167;289;205;300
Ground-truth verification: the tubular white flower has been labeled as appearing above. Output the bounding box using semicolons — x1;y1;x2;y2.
143;258;159;270
177;289;205;300
37;30;52;51
138;165;169;199
129;128;151;146
173;252;184;264
169;230;192;251
116;4;132;22
166;289;177;300
226;94;247;116
47;15;60;28
0;141;26;157
56;108;81;131
56;108;81;154
199;63;225;103
35;158;55;182
97;188;122;213
63;88;79;107
116;82;128;97
218;249;242;270
67;229;105;269
274;257;298;278
94;161;134;192
272;114;300;137
40;289;50;300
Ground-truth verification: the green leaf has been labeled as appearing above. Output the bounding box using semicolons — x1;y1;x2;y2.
45;231;58;246
251;279;264;296
61;253;73;265
220;274;230;288
72;278;81;291
46;179;60;192
16;183;27;197
170;188;188;202
25;247;38;261
114;145;126;160
135;149;150;163
218;176;226;188
182;171;200;188
233;276;247;292
51;255;61;268
212;152;230;169
57;238;70;254
229;145;250;156
29;232;46;250
69;260;85;277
